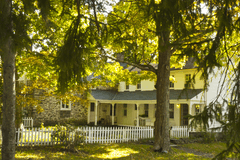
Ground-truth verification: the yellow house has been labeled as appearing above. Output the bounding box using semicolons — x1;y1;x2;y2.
87;58;222;127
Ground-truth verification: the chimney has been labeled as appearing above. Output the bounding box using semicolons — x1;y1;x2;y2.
116;53;124;61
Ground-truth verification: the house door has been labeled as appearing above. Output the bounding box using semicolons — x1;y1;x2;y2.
180;104;189;126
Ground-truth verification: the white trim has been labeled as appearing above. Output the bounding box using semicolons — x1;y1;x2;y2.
60;100;71;111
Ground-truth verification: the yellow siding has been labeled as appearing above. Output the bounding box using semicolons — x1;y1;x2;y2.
170;69;204;89
118;68;204;92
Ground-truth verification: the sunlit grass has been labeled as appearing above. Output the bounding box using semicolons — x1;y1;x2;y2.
91;147;139;159
15;153;45;159
0;142;231;160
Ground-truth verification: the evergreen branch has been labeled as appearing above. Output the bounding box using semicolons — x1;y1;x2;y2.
103;54;157;74
92;0;100;33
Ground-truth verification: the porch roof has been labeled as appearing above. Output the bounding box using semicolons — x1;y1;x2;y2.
91;89;202;101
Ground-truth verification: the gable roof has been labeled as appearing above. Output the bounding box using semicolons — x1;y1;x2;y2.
126;58;196;72
91;89;202;101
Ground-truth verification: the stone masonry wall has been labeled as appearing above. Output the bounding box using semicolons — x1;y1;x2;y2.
32;94;87;127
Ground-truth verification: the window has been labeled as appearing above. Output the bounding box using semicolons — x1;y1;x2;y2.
60;99;71;110
123;104;127;116
144;104;149;117
170;75;174;88
90;103;95;111
126;84;129;90
110;104;116;116
195;104;200;114
185;74;191;88
185;74;191;82
169;104;174;118
137;83;141;89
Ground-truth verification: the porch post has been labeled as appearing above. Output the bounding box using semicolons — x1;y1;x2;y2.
111;103;115;125
189;101;193;130
136;104;139;127
94;101;98;126
87;102;91;124
189;101;192;115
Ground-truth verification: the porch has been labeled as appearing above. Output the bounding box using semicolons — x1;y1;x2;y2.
87;101;205;127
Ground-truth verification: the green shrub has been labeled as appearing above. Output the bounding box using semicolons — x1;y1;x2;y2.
51;124;85;152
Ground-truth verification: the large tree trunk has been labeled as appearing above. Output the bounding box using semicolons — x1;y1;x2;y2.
153;30;171;152
1;0;16;159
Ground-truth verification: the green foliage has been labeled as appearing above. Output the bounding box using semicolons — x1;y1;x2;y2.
190;62;240;159
51;125;85;152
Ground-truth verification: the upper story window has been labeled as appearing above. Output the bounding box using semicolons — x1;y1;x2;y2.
185;74;191;88
170;75;174;88
60;99;71;110
185;74;191;82
126;84;129;90
137;83;141;90
169;104;174;118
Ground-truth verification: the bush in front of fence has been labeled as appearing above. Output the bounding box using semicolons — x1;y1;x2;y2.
51;124;85;152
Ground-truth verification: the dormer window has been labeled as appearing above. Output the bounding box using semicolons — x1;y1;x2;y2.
126;84;129;90
137;83;141;90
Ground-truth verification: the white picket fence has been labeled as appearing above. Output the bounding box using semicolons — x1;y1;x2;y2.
0;126;193;146
170;126;190;138
15;126;154;146
84;126;153;143
22;117;33;128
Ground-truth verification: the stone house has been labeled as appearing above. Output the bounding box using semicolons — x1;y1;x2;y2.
18;76;87;127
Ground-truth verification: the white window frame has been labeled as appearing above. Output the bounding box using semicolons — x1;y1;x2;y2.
60;99;71;111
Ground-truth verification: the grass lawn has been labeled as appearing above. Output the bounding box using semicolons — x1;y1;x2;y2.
182;142;227;156
0;142;217;160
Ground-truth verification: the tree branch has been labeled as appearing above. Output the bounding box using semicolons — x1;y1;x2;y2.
103;54;157;74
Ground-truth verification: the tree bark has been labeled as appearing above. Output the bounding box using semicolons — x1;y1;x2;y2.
1;0;16;159
153;27;171;151
153;52;171;152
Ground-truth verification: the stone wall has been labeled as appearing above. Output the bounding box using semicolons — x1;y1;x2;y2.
32;95;87;127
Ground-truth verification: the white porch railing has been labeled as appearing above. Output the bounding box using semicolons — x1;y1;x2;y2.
22;117;33;128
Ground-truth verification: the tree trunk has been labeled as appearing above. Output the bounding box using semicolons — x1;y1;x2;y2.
153;30;171;152
1;0;16;159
